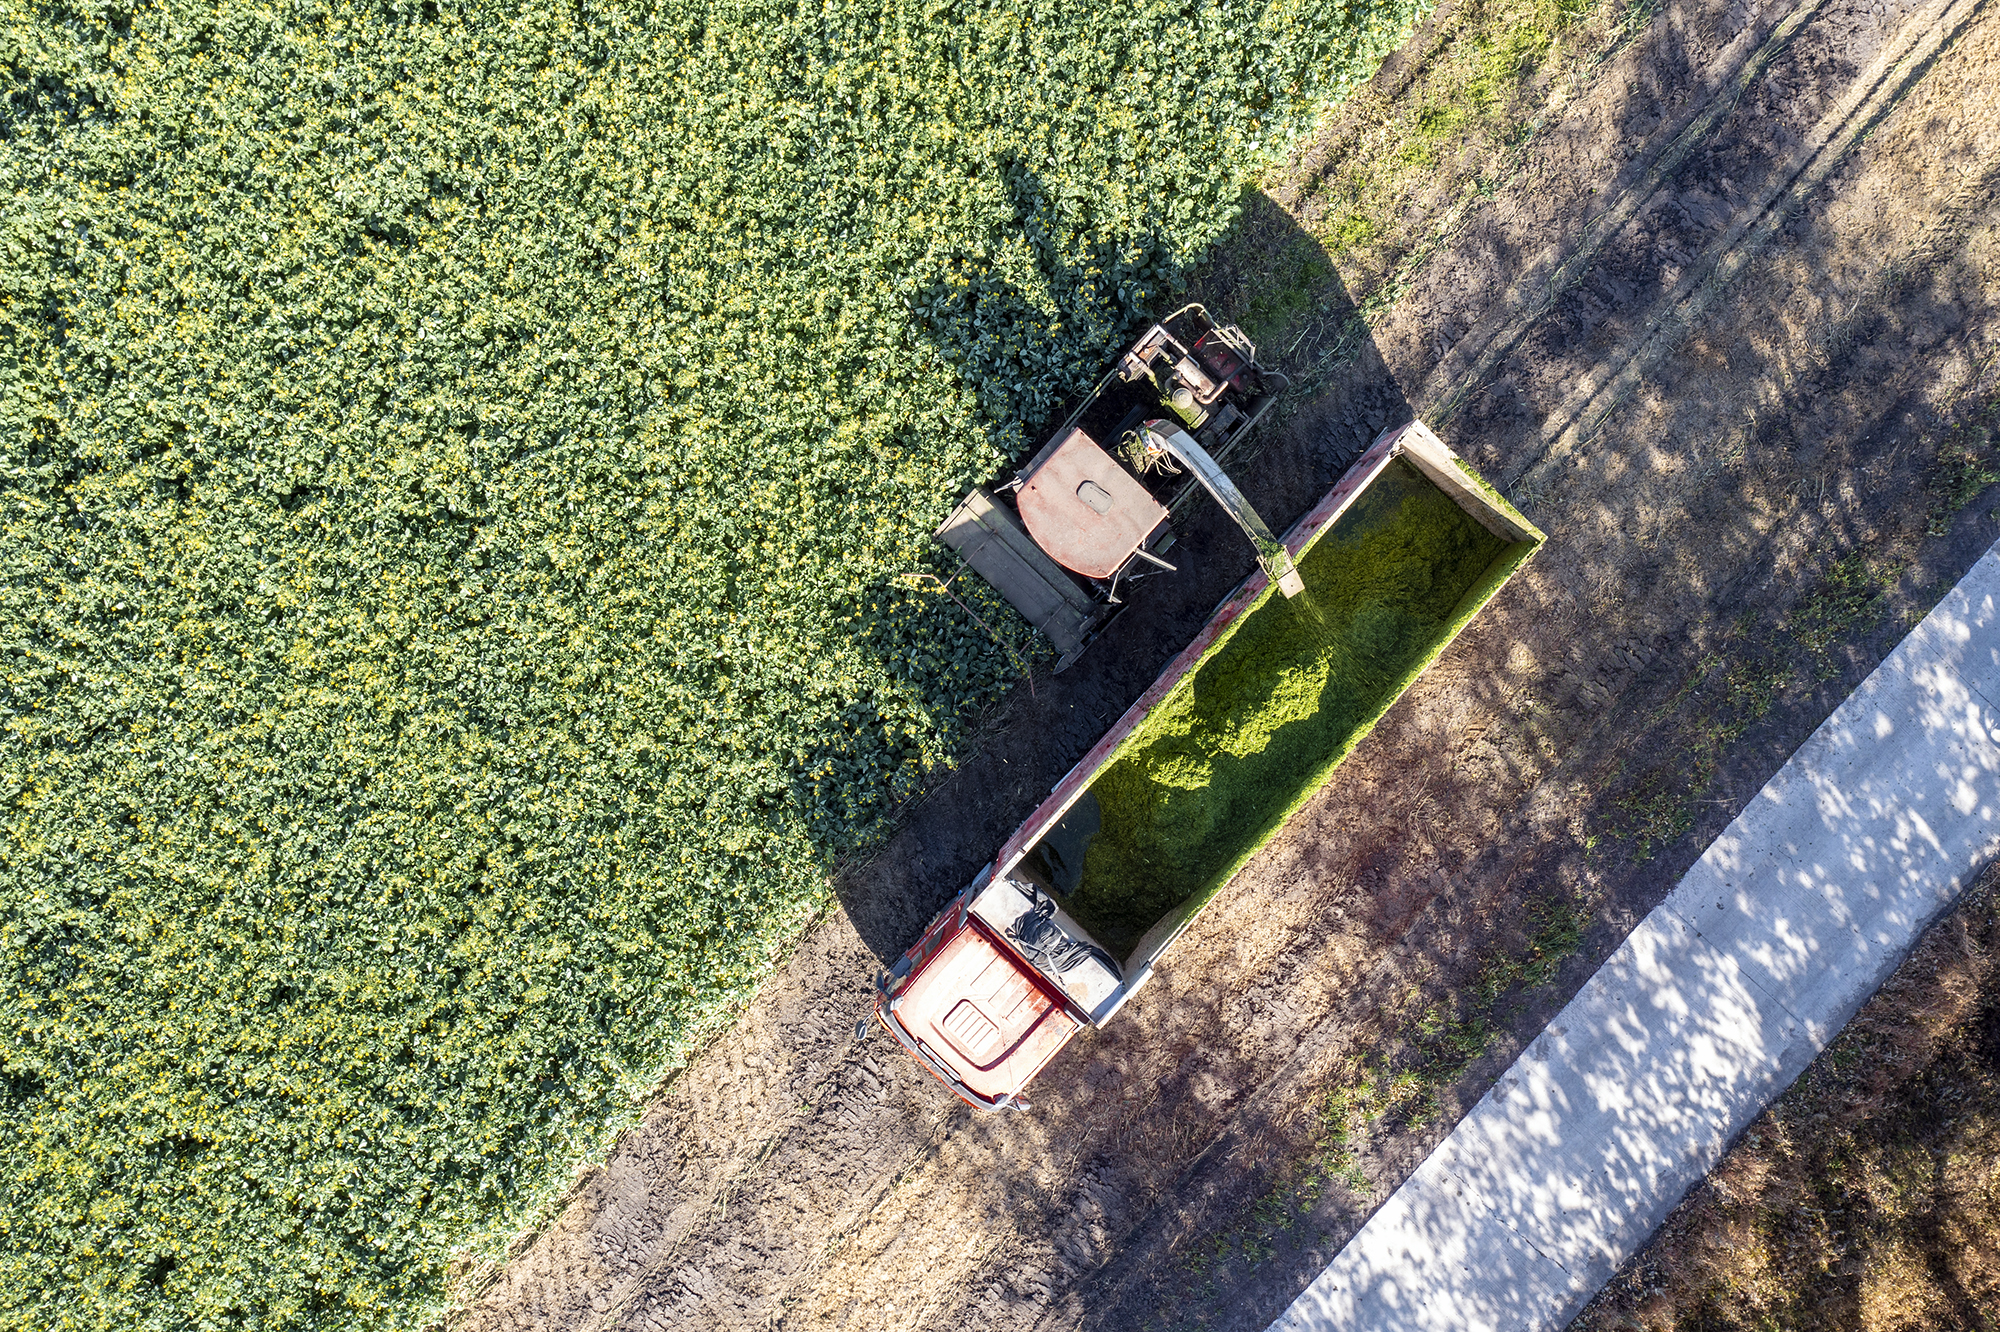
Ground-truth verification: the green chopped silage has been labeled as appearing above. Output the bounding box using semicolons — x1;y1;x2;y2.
1056;459;1514;958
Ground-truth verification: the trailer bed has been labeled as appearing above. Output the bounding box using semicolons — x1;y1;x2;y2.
1000;421;1543;975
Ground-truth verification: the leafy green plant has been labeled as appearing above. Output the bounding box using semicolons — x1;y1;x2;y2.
0;0;1433;1327
1925;415;2000;534
1610;552;1901;860
1789;553;1896;680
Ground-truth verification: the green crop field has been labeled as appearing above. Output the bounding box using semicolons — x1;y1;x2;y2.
1;0;1428;1326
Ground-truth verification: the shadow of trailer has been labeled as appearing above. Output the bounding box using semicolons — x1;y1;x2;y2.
872;421;1544;1110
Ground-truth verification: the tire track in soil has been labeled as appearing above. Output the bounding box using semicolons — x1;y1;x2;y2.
452;1;2000;1328
1517;0;1993;487
1420;0;1833;429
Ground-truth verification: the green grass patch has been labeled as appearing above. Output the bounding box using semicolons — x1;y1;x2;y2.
1173;892;1585;1288
1233;244;1344;349
1332;212;1382;250
1298;0;1623;284
1473;893;1583;1003
1211;0;1635;409
1925;403;2000;535
1413;102;1470;139
1790;553;1900;682
1057;460;1518;957
1616;767;1709;862
1463;22;1557;110
1392;894;1583;1122
1611;553;1901;859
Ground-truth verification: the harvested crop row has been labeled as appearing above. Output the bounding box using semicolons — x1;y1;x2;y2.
0;0;1430;1327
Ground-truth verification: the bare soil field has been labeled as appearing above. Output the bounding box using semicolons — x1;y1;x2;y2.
451;0;2000;1327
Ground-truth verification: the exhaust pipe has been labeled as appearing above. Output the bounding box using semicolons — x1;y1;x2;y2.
1141;423;1305;598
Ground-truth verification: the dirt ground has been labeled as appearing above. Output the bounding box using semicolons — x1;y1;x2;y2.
451;0;2000;1327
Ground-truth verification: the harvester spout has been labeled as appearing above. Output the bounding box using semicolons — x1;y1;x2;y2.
1141;423;1305;598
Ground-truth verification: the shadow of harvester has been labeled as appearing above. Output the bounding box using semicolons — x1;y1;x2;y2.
820;173;1414;968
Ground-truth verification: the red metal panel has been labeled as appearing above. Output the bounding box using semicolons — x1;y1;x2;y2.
1015;429;1168;579
886;918;1081;1104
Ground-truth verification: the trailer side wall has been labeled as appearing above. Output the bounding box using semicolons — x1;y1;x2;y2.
1008;423;1544;965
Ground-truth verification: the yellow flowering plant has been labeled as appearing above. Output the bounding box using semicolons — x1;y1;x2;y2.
0;0;1426;1326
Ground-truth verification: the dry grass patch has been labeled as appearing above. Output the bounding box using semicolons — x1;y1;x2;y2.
1272;0;1637;336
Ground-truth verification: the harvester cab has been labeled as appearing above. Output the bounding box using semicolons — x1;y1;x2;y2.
935;305;1295;670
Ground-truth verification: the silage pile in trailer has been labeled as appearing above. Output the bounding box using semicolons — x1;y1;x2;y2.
1065;462;1513;956
0;0;1429;1325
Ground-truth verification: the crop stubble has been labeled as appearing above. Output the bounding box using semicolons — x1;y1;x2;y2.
1571;863;2000;1331
459;0;2000;1328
